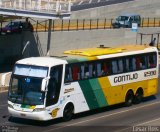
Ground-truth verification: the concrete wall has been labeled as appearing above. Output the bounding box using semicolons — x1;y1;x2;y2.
46;27;160;55
1;27;160;86
1;27;159;59
0;0;160;71
71;0;160;19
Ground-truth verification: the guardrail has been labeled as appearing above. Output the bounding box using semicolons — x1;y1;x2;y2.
33;17;160;32
0;17;160;32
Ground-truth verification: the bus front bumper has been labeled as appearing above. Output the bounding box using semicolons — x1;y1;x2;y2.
8;107;52;121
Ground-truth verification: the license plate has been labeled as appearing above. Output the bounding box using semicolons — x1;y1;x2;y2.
21;114;26;117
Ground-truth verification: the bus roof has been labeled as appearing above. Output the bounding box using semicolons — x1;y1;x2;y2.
63;45;158;63
16;57;67;67
15;45;158;67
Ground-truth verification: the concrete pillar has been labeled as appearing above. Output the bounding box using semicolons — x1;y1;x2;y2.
19;0;23;9
46;19;52;56
38;0;41;10
48;0;50;11
0;0;2;7
68;0;71;12
56;1;60;13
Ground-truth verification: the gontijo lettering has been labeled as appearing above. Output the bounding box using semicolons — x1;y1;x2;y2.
114;73;138;83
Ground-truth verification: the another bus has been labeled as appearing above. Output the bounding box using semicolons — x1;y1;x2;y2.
8;45;159;121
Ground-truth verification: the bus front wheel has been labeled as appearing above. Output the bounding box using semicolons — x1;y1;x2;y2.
125;91;134;107
63;103;74;121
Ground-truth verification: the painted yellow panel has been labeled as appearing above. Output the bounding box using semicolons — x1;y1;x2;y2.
98;77;123;105
98;77;158;106
64;48;122;56
147;79;158;96
30;106;36;109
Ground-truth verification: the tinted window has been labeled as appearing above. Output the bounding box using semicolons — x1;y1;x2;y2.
46;65;63;106
64;52;157;83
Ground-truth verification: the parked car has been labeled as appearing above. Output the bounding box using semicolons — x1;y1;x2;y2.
1;21;33;35
112;13;141;28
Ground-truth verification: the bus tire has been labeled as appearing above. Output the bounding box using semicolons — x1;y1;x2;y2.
134;88;143;104
125;90;134;107
63;103;74;121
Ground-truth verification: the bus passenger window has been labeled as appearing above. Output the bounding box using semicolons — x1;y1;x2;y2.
112;60;118;74
72;65;80;81
136;57;142;70
118;59;123;73
64;66;72;82
141;56;147;69
101;63;106;76
89;64;93;78
132;58;136;71
125;58;130;72
84;64;89;78
81;65;85;79
97;63;102;76
148;54;157;68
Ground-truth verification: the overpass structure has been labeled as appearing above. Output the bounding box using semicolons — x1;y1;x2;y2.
0;0;71;19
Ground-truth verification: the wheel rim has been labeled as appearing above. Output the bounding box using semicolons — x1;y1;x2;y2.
135;91;143;103
64;105;74;121
126;92;133;106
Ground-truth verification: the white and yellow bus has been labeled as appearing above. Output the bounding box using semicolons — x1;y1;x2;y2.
8;45;159;121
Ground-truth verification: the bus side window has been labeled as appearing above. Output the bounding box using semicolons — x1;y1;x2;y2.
81;64;85;79
125;58;130;72
131;57;136;71
101;62;107;76
148;53;157;68
136;57;142;70
46;65;63;106
89;63;93;78
112;60;118;74
97;62;102;76
64;65;72;82
141;56;147;69
72;65;80;81
84;63;89;78
118;59;123;73
105;61;111;75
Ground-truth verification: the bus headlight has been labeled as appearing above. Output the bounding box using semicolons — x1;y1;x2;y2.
8;104;14;109
33;108;45;112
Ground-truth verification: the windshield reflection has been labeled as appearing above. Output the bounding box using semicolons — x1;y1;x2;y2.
8;75;45;105
117;16;129;21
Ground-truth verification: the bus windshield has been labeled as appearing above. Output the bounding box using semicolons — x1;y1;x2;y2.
8;65;48;105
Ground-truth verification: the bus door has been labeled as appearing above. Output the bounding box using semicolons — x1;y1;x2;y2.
46;65;63;107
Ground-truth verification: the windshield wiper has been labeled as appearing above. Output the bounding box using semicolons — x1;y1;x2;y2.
9;95;21;104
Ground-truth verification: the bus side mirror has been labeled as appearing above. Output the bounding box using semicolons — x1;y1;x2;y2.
41;77;49;91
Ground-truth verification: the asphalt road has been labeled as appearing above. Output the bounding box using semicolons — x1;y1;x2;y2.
0;79;160;132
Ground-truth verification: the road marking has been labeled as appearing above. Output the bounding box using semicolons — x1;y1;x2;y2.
44;101;160;132
0;121;11;126
115;126;133;132
136;117;160;126
116;117;160;132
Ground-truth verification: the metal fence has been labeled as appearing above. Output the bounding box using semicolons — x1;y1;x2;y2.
32;17;160;32
0;17;160;32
